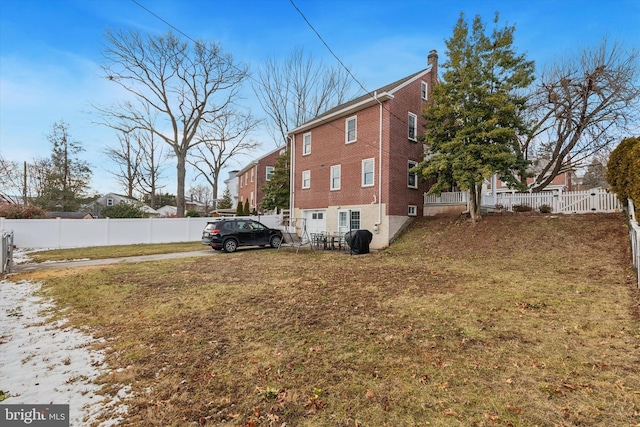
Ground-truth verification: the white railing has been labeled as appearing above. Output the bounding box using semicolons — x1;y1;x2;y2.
628;199;640;288
0;214;284;249
1;230;13;274
486;188;620;214
424;191;468;205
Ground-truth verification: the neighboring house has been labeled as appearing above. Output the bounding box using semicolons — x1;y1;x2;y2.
45;211;94;219
490;158;576;194
288;50;439;249
224;170;240;210
185;198;208;216
237;146;286;214
156;205;178;217
83;193;159;218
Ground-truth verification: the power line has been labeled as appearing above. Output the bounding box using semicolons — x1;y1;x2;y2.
127;0;416;159
288;0;415;130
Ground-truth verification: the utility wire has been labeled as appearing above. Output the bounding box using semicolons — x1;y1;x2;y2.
288;0;415;129
128;0;416;160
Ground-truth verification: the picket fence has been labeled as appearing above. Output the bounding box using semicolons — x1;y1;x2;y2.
486;188;620;214
0;214;284;250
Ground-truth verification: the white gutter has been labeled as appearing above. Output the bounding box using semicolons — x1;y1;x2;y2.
375;91;383;233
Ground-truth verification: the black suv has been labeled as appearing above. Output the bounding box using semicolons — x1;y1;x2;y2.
201;219;283;253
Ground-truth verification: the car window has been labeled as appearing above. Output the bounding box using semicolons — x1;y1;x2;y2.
204;222;219;231
248;221;266;230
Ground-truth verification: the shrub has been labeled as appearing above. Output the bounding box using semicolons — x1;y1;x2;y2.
512;204;533;212
607;136;640;206
539;204;553;214
185;209;201;217
101;201;146;218
0;204;47;219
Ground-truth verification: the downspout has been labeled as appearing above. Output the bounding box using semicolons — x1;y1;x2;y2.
374;91;383;234
288;135;295;232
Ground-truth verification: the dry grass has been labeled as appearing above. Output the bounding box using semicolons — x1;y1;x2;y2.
14;213;640;426
27;242;204;262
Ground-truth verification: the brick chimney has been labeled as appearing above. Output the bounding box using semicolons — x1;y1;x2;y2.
428;49;438;81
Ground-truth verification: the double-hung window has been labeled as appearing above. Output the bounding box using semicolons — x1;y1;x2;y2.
408;160;418;189
408;112;417;141
330;165;341;190
421;81;428;100
362;158;374;187
266;166;275;181
302;170;311;189
345;116;357;144
302;133;311;155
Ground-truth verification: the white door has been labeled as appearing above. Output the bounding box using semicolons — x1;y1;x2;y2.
304;210;326;235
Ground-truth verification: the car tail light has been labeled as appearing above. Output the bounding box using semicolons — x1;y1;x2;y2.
212;229;221;234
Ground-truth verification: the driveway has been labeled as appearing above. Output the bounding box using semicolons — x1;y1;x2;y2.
11;249;215;273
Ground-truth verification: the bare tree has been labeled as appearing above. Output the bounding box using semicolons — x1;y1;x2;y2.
135;130;167;209
187;107;260;205
520;39;640;191
97;29;249;216
104;130;142;198
0;156;24;204
187;183;212;208
253;47;356;146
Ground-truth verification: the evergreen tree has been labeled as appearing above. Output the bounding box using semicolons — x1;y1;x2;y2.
606;136;640;206
243;199;250;216
236;201;244;216
217;188;233;209
414;13;534;222
35;121;92;211
261;150;290;212
101;201;146;218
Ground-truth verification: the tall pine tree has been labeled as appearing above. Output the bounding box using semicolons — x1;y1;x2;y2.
415;13;534;222
35;121;92;211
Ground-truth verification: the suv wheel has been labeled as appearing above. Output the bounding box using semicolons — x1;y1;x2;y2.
223;239;238;253
270;235;282;248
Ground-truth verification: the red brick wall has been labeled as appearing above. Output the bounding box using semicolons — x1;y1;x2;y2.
237;148;283;212
293;70;435;216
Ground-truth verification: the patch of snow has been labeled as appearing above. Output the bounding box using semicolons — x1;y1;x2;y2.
0;279;129;426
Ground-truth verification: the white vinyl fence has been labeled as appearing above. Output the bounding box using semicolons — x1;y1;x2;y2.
0;214;284;250
628;199;640;288
485;188;620;214
1;230;13;274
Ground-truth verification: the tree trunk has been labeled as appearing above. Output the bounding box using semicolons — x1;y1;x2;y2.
176;153;186;217
469;184;483;224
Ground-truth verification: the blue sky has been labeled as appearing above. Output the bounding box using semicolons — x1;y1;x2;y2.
1;0;639;195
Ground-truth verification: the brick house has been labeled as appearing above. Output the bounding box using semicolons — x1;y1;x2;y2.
237;146;287;213
288;51;438;249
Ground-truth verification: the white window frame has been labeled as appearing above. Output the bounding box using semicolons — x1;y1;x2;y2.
338;209;361;232
421;81;428;100
106;198;114;207
345;116;357;144
408;160;418;189
251;168;254;182
302;132;312;155
362;158;374;187
330;164;341;191
408;112;417;141
408;205;417;216
302;170;311;189
266;166;275;181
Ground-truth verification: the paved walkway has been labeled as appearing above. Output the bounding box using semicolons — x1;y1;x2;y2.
11;250;215;273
